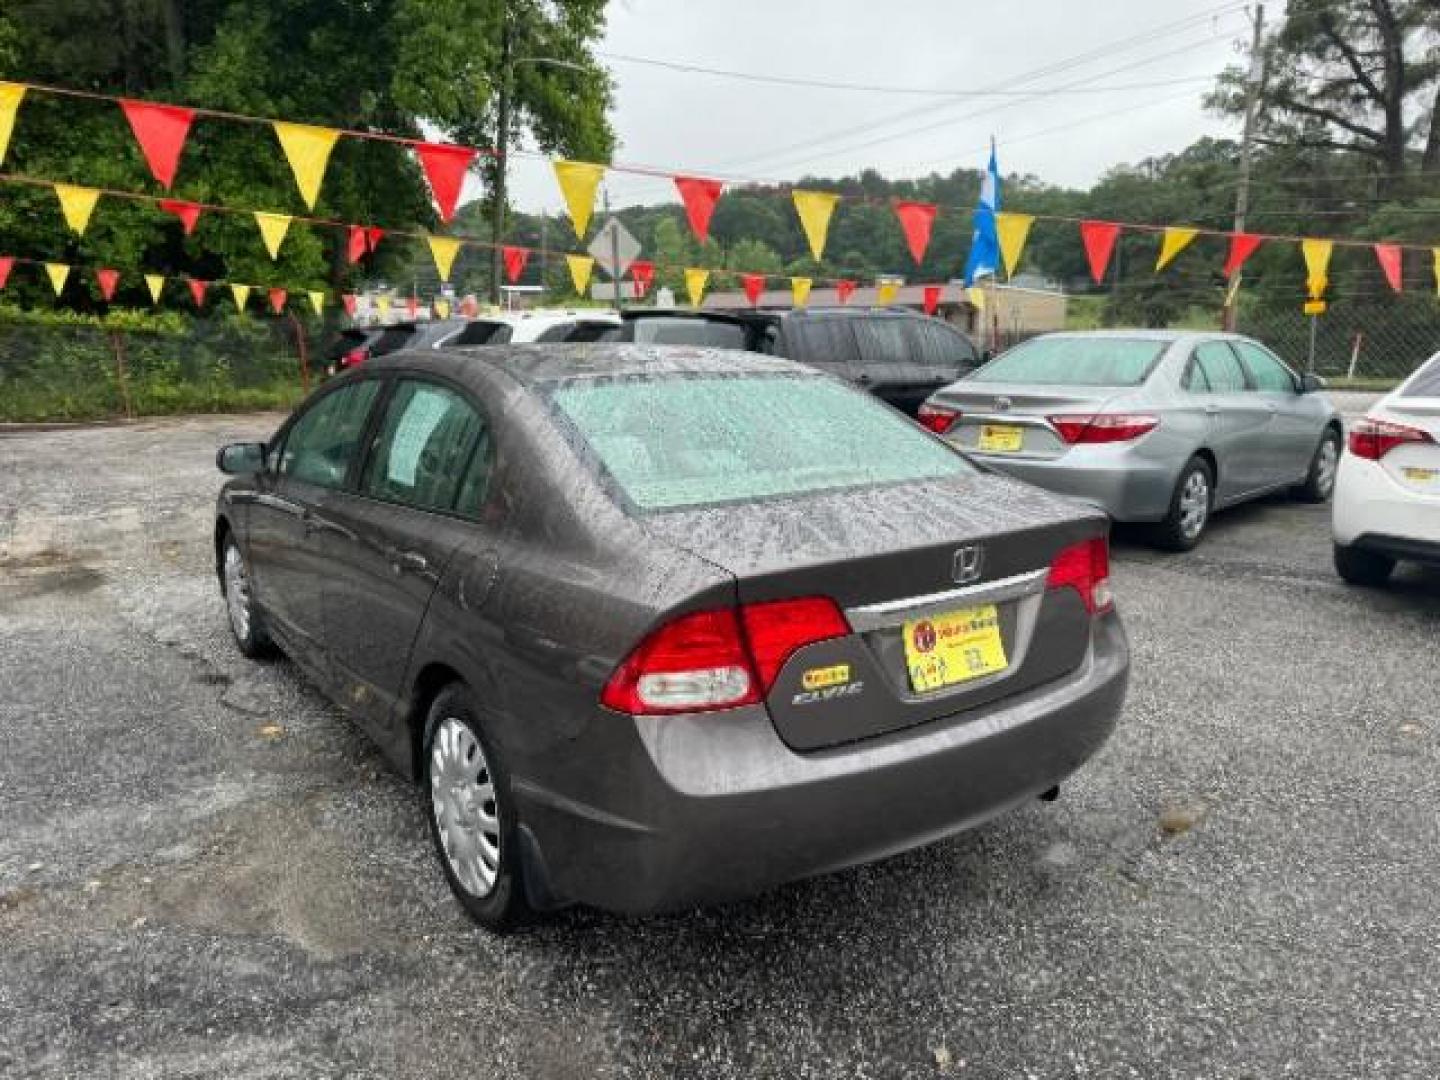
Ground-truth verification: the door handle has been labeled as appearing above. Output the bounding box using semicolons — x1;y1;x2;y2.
387;549;430;575
855;373;873;384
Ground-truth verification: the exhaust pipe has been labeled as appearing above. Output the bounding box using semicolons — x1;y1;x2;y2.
1038;785;1060;802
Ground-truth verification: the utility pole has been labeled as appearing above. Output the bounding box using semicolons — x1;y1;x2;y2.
489;17;512;308
1224;2;1265;332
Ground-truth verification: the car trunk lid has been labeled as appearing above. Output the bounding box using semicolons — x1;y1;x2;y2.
640;472;1108;750
928;383;1128;460
1379;399;1440;497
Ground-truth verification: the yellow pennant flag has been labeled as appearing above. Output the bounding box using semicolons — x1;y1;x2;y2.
792;189;840;261
376;294;392;316
427;236;462;282
791;276;812;308
876;280;899;306
273;122;341;210
967;286;986;311
566;253;594;295
995;212;1034;279
434;298;451;319
685;267;710;307
0;83;25;167
230;284;251;312
145;274;164;304
1433;249;1440;296
55;184;101;236
1301;238;1333;300
45;263;70;297
1156;227;1199;272
553;160;605;238
254;212;292;259
308;290;326;316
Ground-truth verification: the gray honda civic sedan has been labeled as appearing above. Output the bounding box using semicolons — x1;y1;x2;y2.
919;331;1342;550
214;344;1129;928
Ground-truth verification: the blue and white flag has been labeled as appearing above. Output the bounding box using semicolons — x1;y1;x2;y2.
963;140;1001;286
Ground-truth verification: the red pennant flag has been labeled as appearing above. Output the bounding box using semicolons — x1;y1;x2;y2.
631;260;654;297
1374;243;1403;293
414;141;476;224
894;201;938;265
342;293;357;317
406;295;419;319
346;225;367;264
366;226;384;253
0;256;12;290
922;284;942;316
119;100;195;189
1223;232;1263;277
188;279;209;307
1080;220;1121;283
95;268;120;301
740;273;765;306
674;176;724;244
836;279;857;304
267;288;287;314
159;199;201;235
502;246;529;284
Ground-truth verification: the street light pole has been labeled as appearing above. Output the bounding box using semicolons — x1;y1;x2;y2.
1224;3;1265;332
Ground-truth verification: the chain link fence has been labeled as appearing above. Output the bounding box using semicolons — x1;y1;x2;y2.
0;316;318;422
1238;302;1440;386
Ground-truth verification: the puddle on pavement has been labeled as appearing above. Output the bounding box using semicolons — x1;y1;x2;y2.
0;550;106;606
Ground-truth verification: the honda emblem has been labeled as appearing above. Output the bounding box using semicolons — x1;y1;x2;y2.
953;545;984;585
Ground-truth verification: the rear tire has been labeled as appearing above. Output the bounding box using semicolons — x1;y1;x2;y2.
1295;428;1341;503
1151;457;1214;552
1333;543;1394;588
422;683;530;931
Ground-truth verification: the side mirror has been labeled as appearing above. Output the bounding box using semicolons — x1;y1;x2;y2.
1298;372;1326;393
217;442;267;475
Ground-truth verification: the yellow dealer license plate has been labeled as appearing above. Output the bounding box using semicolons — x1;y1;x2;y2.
1402;466;1439;486
978;424;1024;453
903;605;1009;693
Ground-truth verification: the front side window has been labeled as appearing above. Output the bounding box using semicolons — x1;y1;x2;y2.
969;336;1165;386
909;320;978;369
1193;342;1248;393
1401;353;1440;397
362;380;488;514
1234;341;1297;393
785;317;857;368
278;380;382;489
549;374;974;512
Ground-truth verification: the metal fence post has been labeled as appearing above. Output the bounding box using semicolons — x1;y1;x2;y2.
110;330;134;420
288;312;311;396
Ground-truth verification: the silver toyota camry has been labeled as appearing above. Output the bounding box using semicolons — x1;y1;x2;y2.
918;331;1342;550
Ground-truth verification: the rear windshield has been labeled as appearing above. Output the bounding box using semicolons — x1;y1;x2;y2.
1401;353;1440;397
550;374;973;511
969;336;1165;386
627;317;748;349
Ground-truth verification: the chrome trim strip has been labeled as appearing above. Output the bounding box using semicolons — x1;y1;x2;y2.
845;568;1049;632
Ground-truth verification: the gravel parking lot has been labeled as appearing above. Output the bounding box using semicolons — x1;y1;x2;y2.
2;404;1437;1079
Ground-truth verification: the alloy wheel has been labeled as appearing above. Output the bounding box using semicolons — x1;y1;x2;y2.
223;542;252;643
1179;470;1210;540
430;717;501;898
1315;436;1340;496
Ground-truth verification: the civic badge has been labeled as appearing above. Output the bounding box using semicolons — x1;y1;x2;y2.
953;544;984;585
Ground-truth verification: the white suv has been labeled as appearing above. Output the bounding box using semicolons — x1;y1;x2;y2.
434;309;620;347
1332;352;1440;586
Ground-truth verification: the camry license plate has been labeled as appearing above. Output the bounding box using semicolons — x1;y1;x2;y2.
902;605;1009;693
978;424;1024;453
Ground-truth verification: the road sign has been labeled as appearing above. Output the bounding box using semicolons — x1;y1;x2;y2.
1303;299;1327;315
588;217;641;280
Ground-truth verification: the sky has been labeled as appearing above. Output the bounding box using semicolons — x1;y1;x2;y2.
501;0;1254;215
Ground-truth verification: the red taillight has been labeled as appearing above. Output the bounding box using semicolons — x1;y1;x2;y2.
1049;413;1159;444
600;597;850;716
1348;417;1434;461
917;403;959;434
342;346;368;368
1046;536;1114;615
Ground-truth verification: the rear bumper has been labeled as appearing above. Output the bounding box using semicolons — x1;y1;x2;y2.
959;448;1175;522
514;613;1129;915
1333;454;1440;550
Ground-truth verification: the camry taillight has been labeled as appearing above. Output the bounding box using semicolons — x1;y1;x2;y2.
1349;417;1435;461
917;403;959;434
1046;536;1113;615
601;597;850;716
1049;414;1159;444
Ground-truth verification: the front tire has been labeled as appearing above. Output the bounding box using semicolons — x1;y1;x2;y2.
422;684;529;931
1333;543;1394;588
1152;456;1214;552
221;534;276;659
1295;428;1341;503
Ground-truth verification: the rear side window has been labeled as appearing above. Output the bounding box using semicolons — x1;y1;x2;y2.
1402;353;1440;397
909;320;978;369
1193;342;1248;392
550;374;973;512
970;336;1164;386
852;318;910;367
373;325;418;355
451;321;513;346
362;380;488;514
279;380;382;489
1234;341;1297;392
784;317;857;368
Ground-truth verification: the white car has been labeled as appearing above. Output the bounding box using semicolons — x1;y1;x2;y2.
433;309;621;347
1332;352;1440;585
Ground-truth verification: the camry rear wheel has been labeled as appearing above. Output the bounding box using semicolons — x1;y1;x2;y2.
422;684;528;930
1296;429;1341;503
1152;457;1213;552
221;535;276;659
1333;543;1394;588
